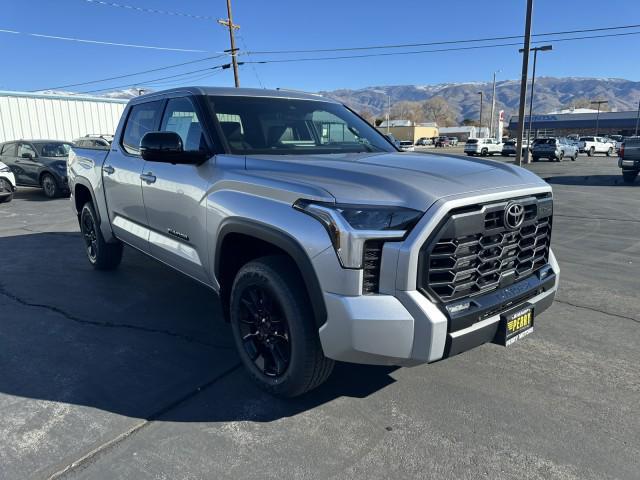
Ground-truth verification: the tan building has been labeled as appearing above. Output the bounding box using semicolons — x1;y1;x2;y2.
377;120;439;142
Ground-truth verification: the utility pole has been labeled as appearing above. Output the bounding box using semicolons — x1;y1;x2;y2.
635;99;640;137
489;71;500;138
519;44;552;162
515;0;534;167
590;100;608;136
386;94;391;133
477;91;484;138
218;0;240;87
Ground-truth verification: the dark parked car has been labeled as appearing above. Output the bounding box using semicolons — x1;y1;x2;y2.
434;136;451;147
531;138;578;162
0;140;73;198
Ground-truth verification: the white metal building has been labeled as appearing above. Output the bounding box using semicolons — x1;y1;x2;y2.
0;91;128;143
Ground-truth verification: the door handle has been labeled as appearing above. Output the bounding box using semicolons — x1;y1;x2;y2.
102;165;115;175
140;172;157;184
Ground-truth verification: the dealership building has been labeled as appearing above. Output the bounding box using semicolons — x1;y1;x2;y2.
0;90;128;143
508;109;640;137
377;120;439;142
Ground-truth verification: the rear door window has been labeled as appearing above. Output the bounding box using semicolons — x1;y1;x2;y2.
122;100;164;155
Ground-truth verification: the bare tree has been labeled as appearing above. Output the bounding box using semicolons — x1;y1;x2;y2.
421;97;457;127
358;108;376;125
390;101;424;123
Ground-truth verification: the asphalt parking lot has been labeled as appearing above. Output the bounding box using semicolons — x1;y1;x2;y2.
1;153;638;480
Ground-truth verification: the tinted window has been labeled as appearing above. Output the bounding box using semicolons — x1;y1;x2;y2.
580;137;594;142
33;142;71;157
210;96;394;155
122;100;164;155
161;97;206;152
1;143;16;156
466;139;478;144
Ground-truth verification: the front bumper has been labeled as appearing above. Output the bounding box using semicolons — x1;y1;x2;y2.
315;186;558;366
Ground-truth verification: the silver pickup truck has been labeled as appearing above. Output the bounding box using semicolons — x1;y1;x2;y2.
618;137;640;184
68;87;559;396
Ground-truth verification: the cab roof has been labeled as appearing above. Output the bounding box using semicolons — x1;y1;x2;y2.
131;86;337;104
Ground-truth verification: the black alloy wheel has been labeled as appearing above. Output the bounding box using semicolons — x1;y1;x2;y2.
41;173;58;198
81;207;99;263
238;284;291;377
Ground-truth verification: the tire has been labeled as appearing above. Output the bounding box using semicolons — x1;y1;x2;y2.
572;152;578;161
606;147;613;157
587;146;595;157
466;152;474;156
0;179;13;203
556;151;564;162
532;156;539;162
481;148;488;156
80;202;123;270
622;171;638;184
230;255;334;397
41;173;60;198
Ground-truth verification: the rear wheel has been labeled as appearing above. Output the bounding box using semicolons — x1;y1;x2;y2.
481;148;488;156
80;202;123;270
0;179;13;203
230;256;334;397
41;173;59;198
622;171;638;184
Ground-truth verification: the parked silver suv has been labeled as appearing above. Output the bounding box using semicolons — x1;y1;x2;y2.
68;87;559;396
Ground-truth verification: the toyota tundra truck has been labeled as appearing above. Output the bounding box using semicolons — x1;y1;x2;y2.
68;87;559;397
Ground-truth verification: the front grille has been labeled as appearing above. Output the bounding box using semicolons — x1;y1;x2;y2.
419;195;552;302
362;240;383;294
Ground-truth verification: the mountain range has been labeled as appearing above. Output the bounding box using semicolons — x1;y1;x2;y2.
320;77;640;122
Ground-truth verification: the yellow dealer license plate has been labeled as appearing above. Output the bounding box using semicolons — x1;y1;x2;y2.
494;305;534;346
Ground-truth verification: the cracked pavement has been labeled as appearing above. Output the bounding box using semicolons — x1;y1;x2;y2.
0;154;639;479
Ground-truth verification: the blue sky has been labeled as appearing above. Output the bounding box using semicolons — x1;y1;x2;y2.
1;0;639;94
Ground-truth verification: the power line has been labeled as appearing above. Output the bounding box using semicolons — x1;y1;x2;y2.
242;30;640;65
237;34;265;89
81;0;216;21
78;64;230;94
242;23;640;55
0;28;211;53
32;54;228;91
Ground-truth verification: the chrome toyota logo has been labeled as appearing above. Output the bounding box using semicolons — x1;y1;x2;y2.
504;202;525;230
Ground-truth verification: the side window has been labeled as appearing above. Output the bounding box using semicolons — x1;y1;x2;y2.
18;143;37;158
1;143;16;156
160;97;206;152
122;100;164;155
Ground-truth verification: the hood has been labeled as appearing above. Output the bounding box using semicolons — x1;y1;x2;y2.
244;152;548;211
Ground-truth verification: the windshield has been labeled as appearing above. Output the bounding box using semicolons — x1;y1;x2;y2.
210;96;396;155
33;142;72;157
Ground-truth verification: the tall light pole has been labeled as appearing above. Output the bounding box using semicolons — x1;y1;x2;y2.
519;44;552;162
590;100;608;136
477;91;484;138
515;0;534;167
386;94;391;134
635;99;640;137
489;70;500;138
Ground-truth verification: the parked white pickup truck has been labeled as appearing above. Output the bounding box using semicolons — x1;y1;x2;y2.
464;138;503;156
578;136;616;157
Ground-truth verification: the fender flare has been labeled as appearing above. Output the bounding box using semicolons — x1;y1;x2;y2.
72;176;102;224
215;218;327;329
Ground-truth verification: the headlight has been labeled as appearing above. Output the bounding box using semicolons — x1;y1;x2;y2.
294;200;422;268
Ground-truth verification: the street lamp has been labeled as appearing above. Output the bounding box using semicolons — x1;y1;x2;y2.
477;91;484;138
519;44;552;162
590;100;608;136
386;94;391;134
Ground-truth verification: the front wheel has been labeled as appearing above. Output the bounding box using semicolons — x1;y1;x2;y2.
572;152;578;161
606;147;614;157
41;173;59;198
587;146;595;157
622;171;638;184
80;202;123;270
0;179;13;203
230;256;334;397
556;151;564;162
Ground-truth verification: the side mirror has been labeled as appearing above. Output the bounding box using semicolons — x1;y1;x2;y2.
21;152;34;159
140;131;209;164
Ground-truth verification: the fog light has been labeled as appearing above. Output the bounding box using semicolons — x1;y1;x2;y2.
446;301;471;314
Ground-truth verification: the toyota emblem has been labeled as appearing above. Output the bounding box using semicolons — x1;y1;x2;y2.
504;203;525;230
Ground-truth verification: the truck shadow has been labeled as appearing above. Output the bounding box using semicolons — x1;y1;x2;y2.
0;232;397;424
544;175;637;187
